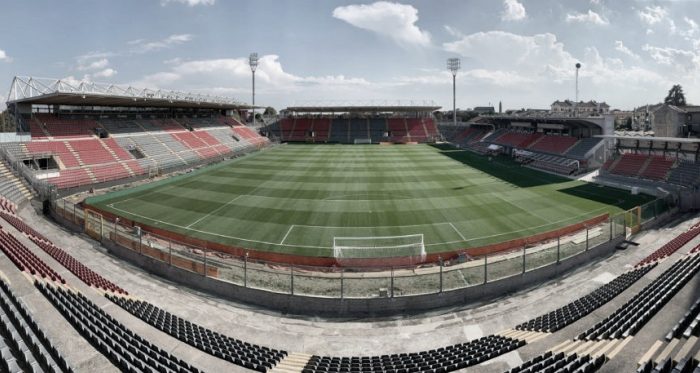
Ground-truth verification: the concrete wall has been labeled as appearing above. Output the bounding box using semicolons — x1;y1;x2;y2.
651;106;684;138
96;234;625;316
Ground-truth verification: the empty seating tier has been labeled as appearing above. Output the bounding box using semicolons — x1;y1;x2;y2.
26;141;81;168
406;118;428;142
0;277;75;373
36;281;204;373
608;153;648;177
667;160;700;188
107;294;286;372
423;118;439;137
666;298;700;341
0;209;124;294
311;118;331;141
576;254;700;341
636;357;698;373
69;139;117;166
492;131;541;148
35;113;102;139
516;264;655;333
505;351;605;373
564;137;603;158
302;335;525;373
289;118;313;141
0;228;67;283
640;156;675;181
529;135;579;155
329;119;348;143
636;223;700;268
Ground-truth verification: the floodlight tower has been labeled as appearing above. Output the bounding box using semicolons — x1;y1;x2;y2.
447;58;461;128
575;63;581;102
249;53;259;125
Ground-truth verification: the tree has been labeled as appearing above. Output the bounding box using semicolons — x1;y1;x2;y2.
665;84;687;106
263;106;277;116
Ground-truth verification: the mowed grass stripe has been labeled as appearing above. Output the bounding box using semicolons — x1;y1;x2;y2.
90;144;654;256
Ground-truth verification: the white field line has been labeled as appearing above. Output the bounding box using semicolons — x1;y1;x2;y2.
186;195;243;229
490;192;555;224
108;205;328;249
449;223;467;241
291;221;454;230
323;193;412;201
424;204;615;247
280;225;295;245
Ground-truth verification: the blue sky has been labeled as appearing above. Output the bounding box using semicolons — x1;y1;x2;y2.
1;0;699;112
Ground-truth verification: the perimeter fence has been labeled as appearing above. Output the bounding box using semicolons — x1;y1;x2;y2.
56;196;673;299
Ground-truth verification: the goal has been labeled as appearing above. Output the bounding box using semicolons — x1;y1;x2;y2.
333;234;426;267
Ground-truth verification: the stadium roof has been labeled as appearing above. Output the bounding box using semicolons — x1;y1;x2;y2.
6;76;253;110
286;100;440;113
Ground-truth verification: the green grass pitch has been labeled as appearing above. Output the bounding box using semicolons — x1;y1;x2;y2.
86;144;654;257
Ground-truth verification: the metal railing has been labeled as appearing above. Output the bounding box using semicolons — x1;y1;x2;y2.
53;196;673;300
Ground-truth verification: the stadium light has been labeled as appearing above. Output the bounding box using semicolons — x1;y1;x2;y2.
249;53;259;125
447;58;460;127
575;62;581;116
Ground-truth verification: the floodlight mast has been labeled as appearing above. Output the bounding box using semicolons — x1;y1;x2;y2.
249;53;259;125
575;62;581;102
447;58;460;128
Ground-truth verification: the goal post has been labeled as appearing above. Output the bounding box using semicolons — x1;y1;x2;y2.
333;234;426;267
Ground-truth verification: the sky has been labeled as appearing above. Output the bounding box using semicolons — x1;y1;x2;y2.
1;0;700;112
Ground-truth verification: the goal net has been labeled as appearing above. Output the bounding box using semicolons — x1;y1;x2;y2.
333;234;426;267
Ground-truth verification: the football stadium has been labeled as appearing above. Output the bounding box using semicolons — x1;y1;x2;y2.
2;3;700;373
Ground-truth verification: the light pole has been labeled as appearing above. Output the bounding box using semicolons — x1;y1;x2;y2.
447;58;460;127
575;62;581;102
575;62;581;117
249;53;259;125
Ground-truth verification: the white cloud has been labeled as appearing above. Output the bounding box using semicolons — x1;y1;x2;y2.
638;6;667;26
332;2;431;49
679;17;699;40
501;0;526;21
642;45;699;72
444;25;463;38
160;0;215;6
566;10;609;25
441;30;670;107
614;40;639;59
131;34;194;54
129;55;371;97
93;68;118;79
76;51;116;62
444;31;577;83
0;48;10;62
78;58;109;71
164;57;182;65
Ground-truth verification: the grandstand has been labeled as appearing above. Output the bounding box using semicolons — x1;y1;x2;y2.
598;136;700;190
269;100;441;144
2;77;272;197
441;114;612;177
